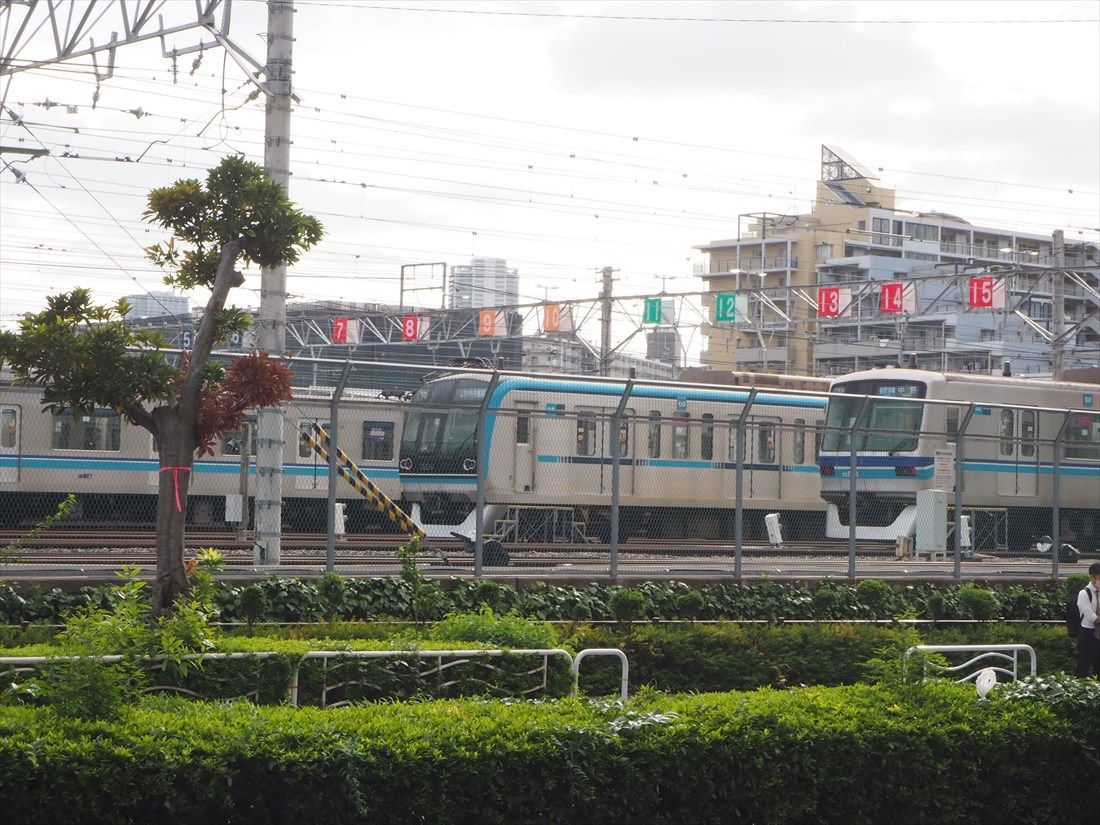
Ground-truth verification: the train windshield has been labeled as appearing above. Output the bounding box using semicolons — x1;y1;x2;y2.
400;378;488;472
822;380;926;453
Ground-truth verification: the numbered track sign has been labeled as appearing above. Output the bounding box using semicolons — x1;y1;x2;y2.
879;282;915;314
180;329;193;349
544;304;561;332
817;286;851;318
332;317;349;344
643;297;663;325
478;309;505;336
401;315;420;341
715;292;740;322
967;276;1005;309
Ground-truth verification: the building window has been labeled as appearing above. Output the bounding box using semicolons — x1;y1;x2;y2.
701;413;714;460
362;421;395;461
673;414;690;459
871;217;890;245
51;409;121;451
647;411;662;459
905;222;940;242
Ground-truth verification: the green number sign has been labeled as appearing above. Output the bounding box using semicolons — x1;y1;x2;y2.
643;297;663;324
715;292;739;322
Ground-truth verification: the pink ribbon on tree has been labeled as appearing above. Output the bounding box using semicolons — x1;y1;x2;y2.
159;466;192;512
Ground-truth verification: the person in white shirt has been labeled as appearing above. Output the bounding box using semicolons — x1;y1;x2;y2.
1074;561;1100;678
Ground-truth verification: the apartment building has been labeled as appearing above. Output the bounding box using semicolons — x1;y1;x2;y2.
697;146;1098;376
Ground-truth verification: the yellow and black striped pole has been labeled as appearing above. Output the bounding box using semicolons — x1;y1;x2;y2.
304;422;426;540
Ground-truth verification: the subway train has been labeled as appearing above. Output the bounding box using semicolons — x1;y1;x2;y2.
817;368;1100;550
0;381;405;531
397;371;832;543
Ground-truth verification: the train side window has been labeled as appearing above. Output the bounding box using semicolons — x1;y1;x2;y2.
299;421;329;458
999;410;1014;456
793;418;806;464
516;409;530;445
1065;413;1100;461
648;411;662;459
672;413;689;459
815;420;825;460
700;413;714;460
615;410;631;458
1;409;16;448
1020;411;1036;458
50;409;121;451
362;421;394;461
576;413;596;456
945;408;959;443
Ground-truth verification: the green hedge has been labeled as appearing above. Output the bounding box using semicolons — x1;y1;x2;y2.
0;576;1084;625
0;683;1095;825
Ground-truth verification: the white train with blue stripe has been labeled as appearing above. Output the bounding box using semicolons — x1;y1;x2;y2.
0;381;405;531
818;368;1100;550
398;371;831;542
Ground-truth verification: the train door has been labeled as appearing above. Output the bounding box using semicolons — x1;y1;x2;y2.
512;402;536;493
0;405;20;483
748;417;782;500
575;407;605;493
296;419;330;490
996;409;1039;497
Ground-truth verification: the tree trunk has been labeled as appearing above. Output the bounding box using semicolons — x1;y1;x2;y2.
151;408;193;616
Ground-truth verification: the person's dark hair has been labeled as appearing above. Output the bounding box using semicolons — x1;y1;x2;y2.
1089;561;1100;577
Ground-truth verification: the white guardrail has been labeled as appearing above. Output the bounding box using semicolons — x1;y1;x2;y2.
0;647;629;705
903;644;1036;684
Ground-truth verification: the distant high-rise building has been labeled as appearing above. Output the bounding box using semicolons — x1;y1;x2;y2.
647;327;682;369
449;257;519;309
123;291;189;320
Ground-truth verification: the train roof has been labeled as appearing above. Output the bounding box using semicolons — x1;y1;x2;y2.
830;368;1099;393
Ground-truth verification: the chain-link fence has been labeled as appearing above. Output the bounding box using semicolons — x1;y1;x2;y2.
2;360;1097;579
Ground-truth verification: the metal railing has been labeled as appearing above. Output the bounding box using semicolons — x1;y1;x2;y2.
903;644;1037;683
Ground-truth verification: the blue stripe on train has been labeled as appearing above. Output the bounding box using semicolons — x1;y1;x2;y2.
0;455;399;478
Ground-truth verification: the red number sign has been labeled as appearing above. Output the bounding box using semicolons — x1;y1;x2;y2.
544;304;561;332
332;317;348;344
401;315;420;341
880;282;906;313
818;287;841;318
478;310;499;336
968;276;995;308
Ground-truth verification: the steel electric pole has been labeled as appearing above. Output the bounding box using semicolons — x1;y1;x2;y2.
1051;230;1065;380
254;0;295;565
599;266;614;376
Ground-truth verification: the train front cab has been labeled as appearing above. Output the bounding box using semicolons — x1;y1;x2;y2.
399;376;489;536
819;374;930;541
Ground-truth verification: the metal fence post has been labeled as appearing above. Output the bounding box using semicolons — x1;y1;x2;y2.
1051;410;1073;578
734;389;757;579
953;404;976;580
325;361;352;573
609;375;636;579
237;421;252;541
848;397;871;581
474;371;501;577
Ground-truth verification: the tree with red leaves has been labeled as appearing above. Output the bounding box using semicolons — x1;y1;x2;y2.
0;157;321;613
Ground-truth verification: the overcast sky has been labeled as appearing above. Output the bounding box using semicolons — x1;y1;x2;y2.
1;0;1097;363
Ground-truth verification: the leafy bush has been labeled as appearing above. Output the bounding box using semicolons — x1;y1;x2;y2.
426;604;557;649
956;584;999;619
608;588;649;626
317;571;348;623
0;684;1092;824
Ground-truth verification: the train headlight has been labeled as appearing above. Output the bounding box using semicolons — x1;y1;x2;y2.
894;466;917;478
820;466;835;476
399;458;412;470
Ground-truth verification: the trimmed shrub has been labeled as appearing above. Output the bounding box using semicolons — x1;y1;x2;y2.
0;684;1092;824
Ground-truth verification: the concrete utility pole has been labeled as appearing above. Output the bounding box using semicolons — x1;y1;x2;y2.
254;0;295;565
1051;230;1065;380
599;266;614;376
